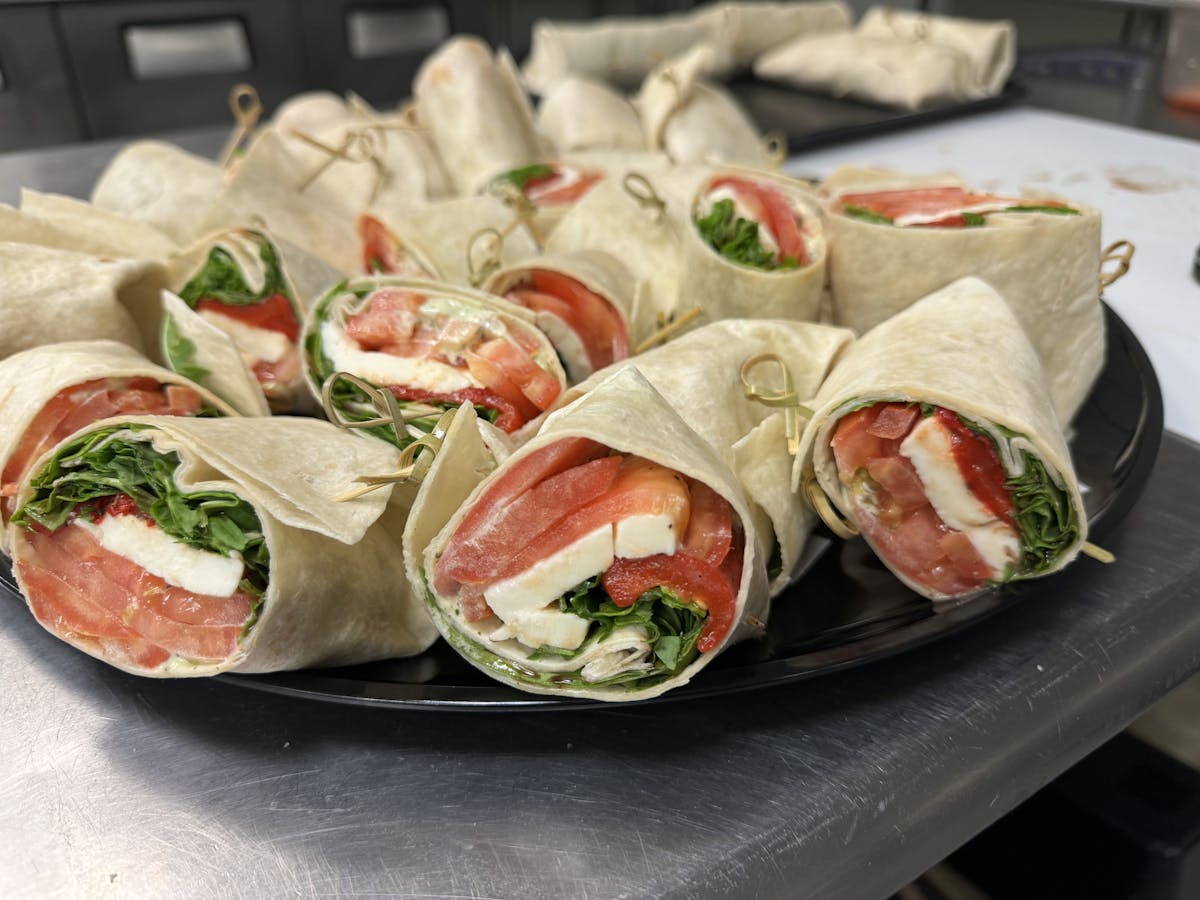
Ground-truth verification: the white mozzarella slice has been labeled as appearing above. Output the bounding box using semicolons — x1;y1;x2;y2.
199;308;292;363
491;607;590;650
484;525;614;622
320;320;478;393
531;308;592;382
76;515;245;597
900;416;1020;573
614;513;678;559
891;200;1018;227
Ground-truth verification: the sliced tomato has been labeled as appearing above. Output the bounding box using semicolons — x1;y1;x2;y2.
345;288;424;351
466;337;561;412
709;176;809;266
524;165;603;207
490;456;690;583
527;269;629;370
867;404;918;440
601;552;738;653
196;293;300;342
679;479;733;567
837;186;1021;225
435;455;623;591
934;409;1014;524
434;437;609;592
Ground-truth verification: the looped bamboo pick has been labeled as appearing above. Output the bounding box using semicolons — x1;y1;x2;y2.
739;352;814;456
218;84;262;167
802;473;861;540
1099;239;1135;289
622;172;667;223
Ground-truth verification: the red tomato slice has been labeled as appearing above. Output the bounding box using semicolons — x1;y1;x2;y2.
196;293;300;342
466;338;561;412
679;479;733;567
709;176;809;266
524;165;603;207
601;552;738;653
344;288;424;351
528;269;629;369
838;187;1018;224
934;409;1014;524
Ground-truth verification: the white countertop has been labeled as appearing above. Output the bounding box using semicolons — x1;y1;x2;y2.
786;106;1200;443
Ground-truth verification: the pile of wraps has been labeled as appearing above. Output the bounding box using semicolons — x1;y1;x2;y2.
0;29;1111;702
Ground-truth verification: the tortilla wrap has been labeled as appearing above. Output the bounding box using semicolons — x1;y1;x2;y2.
537;77;645;154
90;140;225;245
823;167;1104;423
9;415;437;676
795;277;1087;600
415;366;770;700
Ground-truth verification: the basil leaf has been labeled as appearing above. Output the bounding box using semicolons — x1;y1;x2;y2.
163;314;211;382
178;230;291;308
492;163;556;193
841;204;894;225
694;198;786;271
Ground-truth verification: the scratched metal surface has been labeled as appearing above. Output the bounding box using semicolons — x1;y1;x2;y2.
0;433;1197;899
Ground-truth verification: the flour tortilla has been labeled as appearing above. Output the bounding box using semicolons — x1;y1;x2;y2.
556;318;854;594
823;168;1104;423
416;367;770;701
681;167;827;327
0;242;158;361
536;77;644;154
9;415;436;676
90;140;225;245
413;37;543;195
3;190;180;261
795;277;1087;600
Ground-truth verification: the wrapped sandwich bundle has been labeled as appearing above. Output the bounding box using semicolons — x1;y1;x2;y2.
635;45;767;168
556;318;855;594
485;159;607;240
0;243;160;361
536;78;645;154
413;37;544;195
822;167;1104;422
7;416;437;676
357;194;539;283
304;277;567;448
90;140;225;245
482;250;635;383
796;277;1087;601
681;167;826;325
196;129;362;274
545;171;687;343
0;190;179;262
0;341;235;533
414;367;770;700
164;227;342;413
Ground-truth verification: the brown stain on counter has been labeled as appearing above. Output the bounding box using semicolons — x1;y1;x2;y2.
1104;164;1196;194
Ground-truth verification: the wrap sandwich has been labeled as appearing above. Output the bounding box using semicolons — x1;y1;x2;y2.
8;416;437;676
304;277;567;449
165;227;342;412
0;340;235;536
536;77;645;154
482;250;635;383
414;367;770;700
682;168;827;325
795;277;1087;601
822;166;1104;423
356;194;539;284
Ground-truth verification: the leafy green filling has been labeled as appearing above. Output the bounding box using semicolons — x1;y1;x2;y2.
13;425;270;627
306;284;498;450
1002;204;1080;216
694;199;799;271
841;204;894;225
492;163;556;193
162;313;211;383
841;203;1080;227
1004;451;1080;576
178;231;290;308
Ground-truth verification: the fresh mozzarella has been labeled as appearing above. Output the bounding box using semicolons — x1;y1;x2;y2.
891;200;1020;227
614;514;678;559
701;186;779;254
490;607;590;650
75;515;244;597
321;319;479;393
484;525;614;621
199;308;292;363
900;416;1020;572
531;309;591;381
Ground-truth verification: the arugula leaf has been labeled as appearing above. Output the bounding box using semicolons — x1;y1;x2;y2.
163;314;211;383
1002;204;1080;216
13;426;270;600
962;212;986;227
1005;451;1080;575
841;204;895;225
178;231;290;308
694;199;797;271
492;163;556;193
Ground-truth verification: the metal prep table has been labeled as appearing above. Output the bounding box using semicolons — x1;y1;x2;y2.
1;108;1199;898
